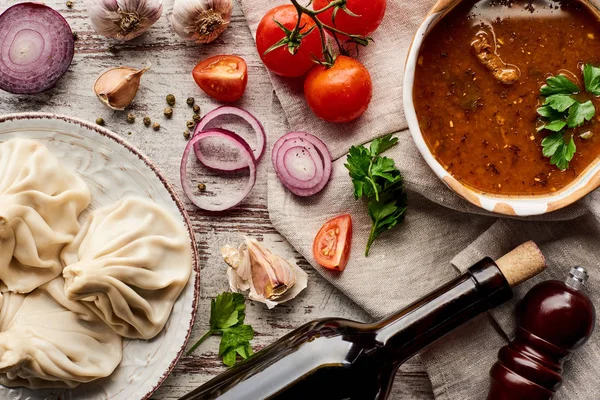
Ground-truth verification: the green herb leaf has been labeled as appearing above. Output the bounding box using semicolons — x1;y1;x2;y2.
187;292;254;367
566;100;595;128
537;105;565;120
544;94;577;112
584;64;600;96
540;75;580;96
541;132;576;171
538;119;567;132
345;134;407;256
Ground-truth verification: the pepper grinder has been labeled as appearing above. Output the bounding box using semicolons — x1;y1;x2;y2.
487;267;596;400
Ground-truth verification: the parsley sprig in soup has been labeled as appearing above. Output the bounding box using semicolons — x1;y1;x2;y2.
413;0;600;195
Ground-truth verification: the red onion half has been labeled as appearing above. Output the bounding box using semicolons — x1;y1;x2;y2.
193;106;266;171
0;3;74;94
181;129;257;212
272;132;333;197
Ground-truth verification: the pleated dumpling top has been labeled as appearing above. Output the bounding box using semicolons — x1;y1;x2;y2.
0;139;91;293
0;277;122;389
61;197;193;339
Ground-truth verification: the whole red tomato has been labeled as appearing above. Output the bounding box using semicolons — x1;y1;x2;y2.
192;55;247;103
313;0;387;38
256;5;324;78
304;56;373;123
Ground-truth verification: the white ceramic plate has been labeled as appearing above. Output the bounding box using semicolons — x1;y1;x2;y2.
0;113;200;400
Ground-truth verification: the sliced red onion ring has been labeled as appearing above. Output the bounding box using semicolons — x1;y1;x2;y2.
0;3;74;94
276;140;324;189
193;106;265;171
272;132;333;197
181;129;257;212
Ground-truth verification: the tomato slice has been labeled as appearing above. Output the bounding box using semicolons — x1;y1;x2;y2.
192;55;248;103
313;214;352;271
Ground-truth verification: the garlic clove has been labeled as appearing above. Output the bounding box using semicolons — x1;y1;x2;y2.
223;238;308;309
94;66;149;110
171;0;233;44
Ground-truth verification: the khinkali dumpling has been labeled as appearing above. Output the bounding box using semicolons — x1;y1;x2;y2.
0;278;122;389
61;197;193;339
0;139;91;293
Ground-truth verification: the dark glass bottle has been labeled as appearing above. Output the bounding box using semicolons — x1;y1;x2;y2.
180;241;545;400
487;267;596;400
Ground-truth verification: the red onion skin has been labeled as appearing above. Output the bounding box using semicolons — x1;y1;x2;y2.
0;3;74;94
272;132;333;197
192;106;266;171
181;129;257;212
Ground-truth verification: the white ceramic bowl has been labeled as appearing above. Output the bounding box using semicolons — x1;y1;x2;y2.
0;113;200;400
403;0;600;216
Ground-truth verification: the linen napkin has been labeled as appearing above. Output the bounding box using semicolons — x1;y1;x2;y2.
238;0;600;398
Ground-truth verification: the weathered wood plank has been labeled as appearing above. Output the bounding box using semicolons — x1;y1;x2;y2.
0;1;434;399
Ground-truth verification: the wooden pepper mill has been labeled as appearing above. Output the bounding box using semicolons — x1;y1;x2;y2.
487;267;596;400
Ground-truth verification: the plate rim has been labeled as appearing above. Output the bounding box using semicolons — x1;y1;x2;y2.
0;112;200;400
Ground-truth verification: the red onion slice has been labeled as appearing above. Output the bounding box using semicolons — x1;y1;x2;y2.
276;140;324;189
181;129;257;212
193;106;265;171
0;3;74;94
272;132;333;197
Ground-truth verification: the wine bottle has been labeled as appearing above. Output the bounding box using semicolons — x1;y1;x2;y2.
180;241;546;400
487;266;596;400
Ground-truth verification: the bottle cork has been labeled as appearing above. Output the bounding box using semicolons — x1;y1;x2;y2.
496;241;546;287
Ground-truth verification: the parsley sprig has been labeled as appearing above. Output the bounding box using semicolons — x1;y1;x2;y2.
537;64;600;170
345;135;408;256
187;292;254;367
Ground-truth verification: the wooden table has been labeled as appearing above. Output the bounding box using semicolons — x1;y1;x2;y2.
0;1;434;398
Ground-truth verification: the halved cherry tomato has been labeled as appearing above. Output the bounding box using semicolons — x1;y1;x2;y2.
313;0;387;38
256;5;323;78
313;214;352;271
192;55;248;103
304;55;373;123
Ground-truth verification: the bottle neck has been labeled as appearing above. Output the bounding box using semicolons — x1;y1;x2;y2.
372;258;513;363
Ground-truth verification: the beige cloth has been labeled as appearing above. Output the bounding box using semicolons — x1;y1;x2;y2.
239;0;600;398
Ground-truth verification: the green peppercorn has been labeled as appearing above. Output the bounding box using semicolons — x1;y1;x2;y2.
164;107;173;119
192;114;201;123
166;94;176;106
95;117;105;126
197;183;206;191
126;113;135;123
143;116;151;127
186;120;195;129
66;0;73;8
152;122;160;131
192;104;200;114
186;97;195;106
127;132;132;136
183;130;191;140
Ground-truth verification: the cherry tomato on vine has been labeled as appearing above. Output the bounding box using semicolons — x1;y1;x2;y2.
304;56;372;123
313;214;352;271
313;0;387;38
192;55;248;103
256;5;324;78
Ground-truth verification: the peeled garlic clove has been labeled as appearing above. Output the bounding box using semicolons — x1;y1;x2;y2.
94;66;149;110
171;0;233;44
87;0;163;41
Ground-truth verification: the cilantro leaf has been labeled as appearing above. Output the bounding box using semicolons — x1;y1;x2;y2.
566;100;595;128
544;94;576;112
537;105;565;120
345;134;407;256
538;119;566;132
187;292;254;367
540;75;580;96
541;132;576;171
584;64;600;96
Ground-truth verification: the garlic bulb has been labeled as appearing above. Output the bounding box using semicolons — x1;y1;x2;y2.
94;66;149;110
87;0;163;41
222;238;308;309
171;0;233;43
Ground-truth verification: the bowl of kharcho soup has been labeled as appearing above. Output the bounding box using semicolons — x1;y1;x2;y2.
404;0;600;216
